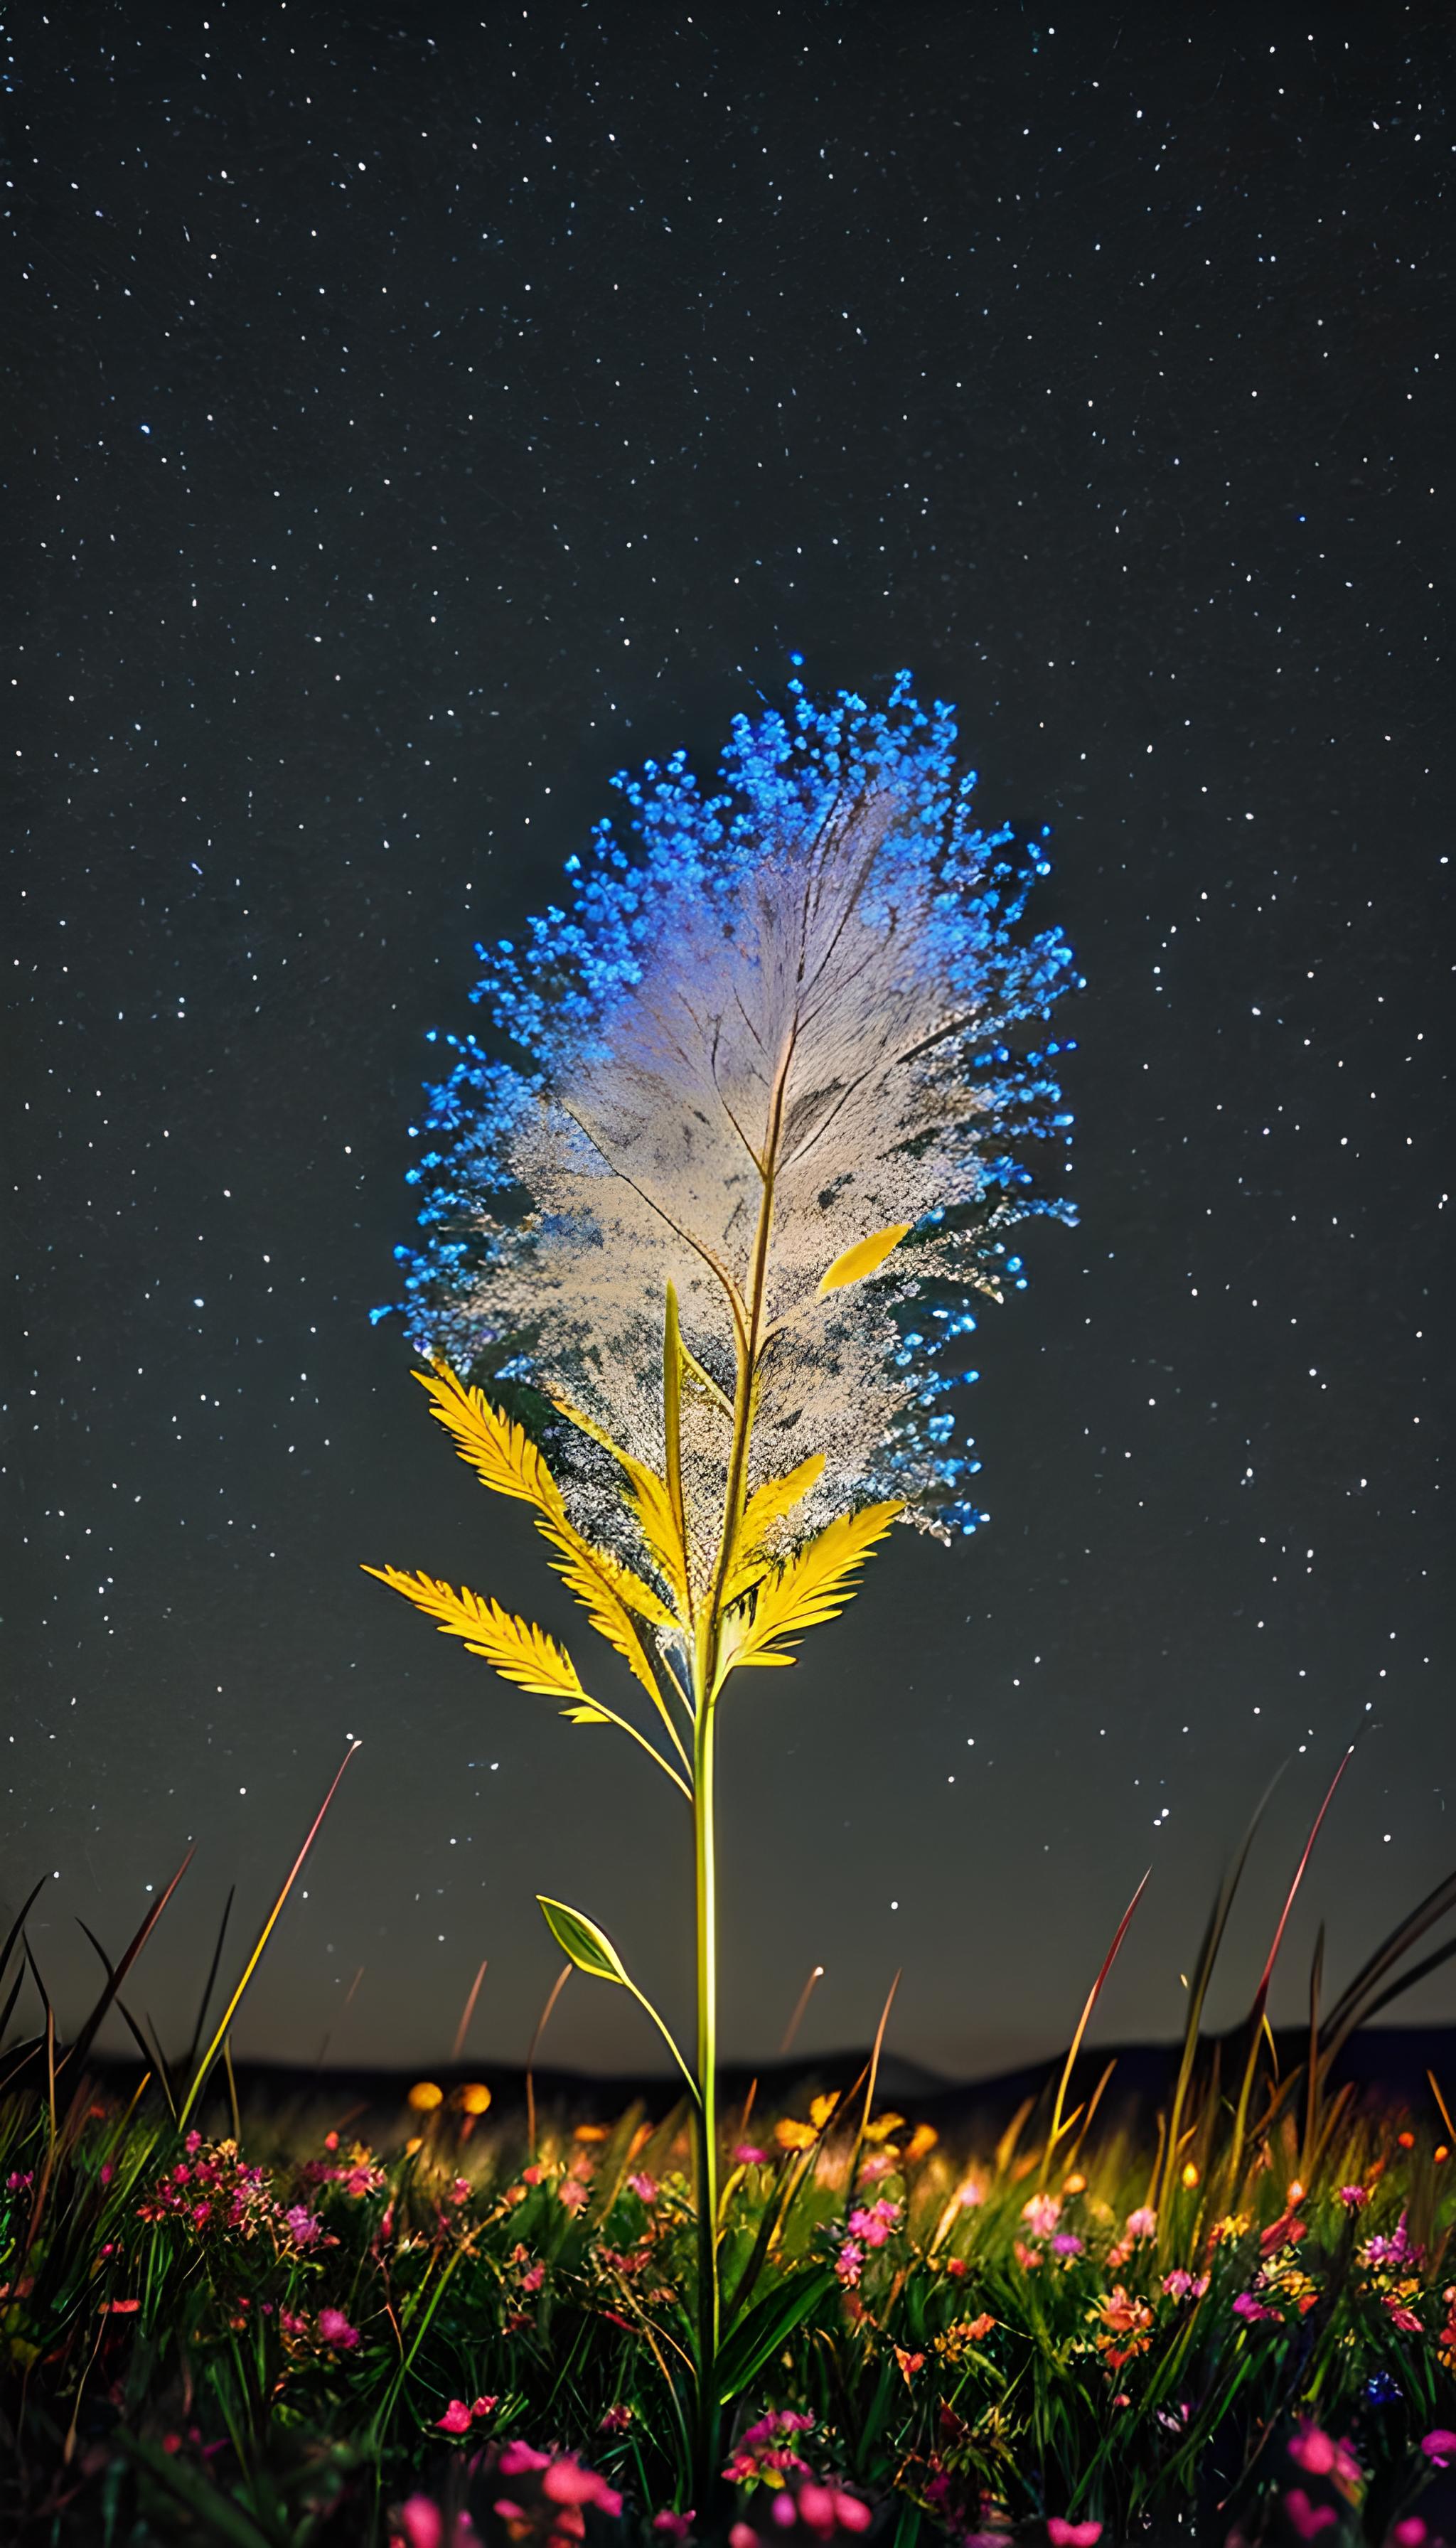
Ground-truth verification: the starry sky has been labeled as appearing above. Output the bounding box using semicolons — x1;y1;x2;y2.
6;2;1452;2084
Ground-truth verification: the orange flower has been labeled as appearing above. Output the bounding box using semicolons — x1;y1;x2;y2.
573;2123;609;2144
456;2083;493;2116
904;2124;939;2162
407;2081;444;2113
774;2118;818;2152
1089;2284;1155;2365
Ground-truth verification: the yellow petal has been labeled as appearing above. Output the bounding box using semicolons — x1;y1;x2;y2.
818;1222;913;1297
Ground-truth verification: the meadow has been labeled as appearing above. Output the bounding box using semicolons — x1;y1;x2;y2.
3;1814;1455;2548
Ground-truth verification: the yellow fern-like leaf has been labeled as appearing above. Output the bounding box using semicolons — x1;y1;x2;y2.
361;1566;588;1699
548;1395;690;1615
415;1364;565;1516
722;1453;828;1604
716;1500;903;1683
537;1519;675;1698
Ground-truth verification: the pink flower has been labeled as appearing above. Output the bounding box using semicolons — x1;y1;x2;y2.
105;2297;141;2314
599;2404;633;2434
846;2199;899;2249
1231;2291;1278;2324
436;2400;473;2436
471;2397;499;2418
1337;2183;1369;2209
1391;2524;1428;2548
835;2238;864;2289
731;2529;758;2548
285;2205;321;2248
1421;2431;1456;2468
653;2516;695;2542
498;2442;552;2477
1046;2523;1102;2547
628;2172;660;2203
542;2458;622;2517
317;2306;359;2350
1282;2490;1337;2541
1386;2301;1423;2333
520;2261;545;2293
1021;2193;1061;2239
1125;2207;1157;2239
795;2483;872;2537
1162;2269;1208;2301
557;2177;589;2213
1288;2426;1361;2490
734;2144;769;2165
1050;2233;1084;2257
397;2498;443;2548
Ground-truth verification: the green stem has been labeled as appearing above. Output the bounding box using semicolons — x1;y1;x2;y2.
692;1685;721;2502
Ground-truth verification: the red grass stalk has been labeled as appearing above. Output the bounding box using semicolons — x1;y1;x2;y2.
177;1741;360;2134
451;1958;489;2063
525;1962;572;2158
1225;1743;1354;2195
1039;1869;1150;2190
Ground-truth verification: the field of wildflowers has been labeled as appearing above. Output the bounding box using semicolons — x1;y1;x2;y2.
2;1874;1455;2548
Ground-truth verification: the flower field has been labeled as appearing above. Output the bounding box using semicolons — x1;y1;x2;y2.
4;2048;1455;2547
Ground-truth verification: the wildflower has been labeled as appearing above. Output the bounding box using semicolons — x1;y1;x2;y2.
104;2296;141;2314
794;2482;872;2537
1420;2431;1456;2468
407;2081;444;2112
1232;2291;1279;2325
456;2082;492;2115
958;2175;987;2210
5;2170;33;2192
1391;2524;1428;2548
653;2517;695;2543
1050;2233;1084;2257
722;2411;816;2489
1361;2212;1421;2271
1089;2284;1154;2367
394;2500;477;2548
1046;2525;1103;2547
599;2404;633;2434
1124;2206;1157;2239
894;2346;928;2382
905;2124;938;2161
846;2196;900;2249
933;2316;996;2366
1385;2298;1423;2334
285;2205;321;2248
774;2119;818;2153
1288;2425;1361;2492
557;2177;589;2213
1209;2212;1251;2249
1161;2269;1209;2301
834;2238;864;2289
734;2143;769;2165
857;2150;896;2184
1021;2192;1061;2238
628;2171;660;2203
1337;2183;1369;2209
1013;2239;1043;2271
317;2306;360;2350
1282;2490;1337;2541
942;2255;968;2279
436;2400;474;2436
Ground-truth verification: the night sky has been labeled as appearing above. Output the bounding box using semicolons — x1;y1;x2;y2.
6;4;1452;2084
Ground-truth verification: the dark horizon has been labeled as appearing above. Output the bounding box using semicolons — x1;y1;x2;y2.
6;2;1451;2079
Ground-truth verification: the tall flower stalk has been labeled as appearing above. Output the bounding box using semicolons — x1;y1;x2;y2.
367;668;1078;2496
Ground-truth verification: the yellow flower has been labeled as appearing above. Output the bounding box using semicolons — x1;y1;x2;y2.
407;2081;444;2112
809;2093;840;2129
904;2124;939;2162
456;2082;493;2116
774;2117;818;2152
573;2123;609;2143
862;2111;906;2144
1180;2162;1200;2190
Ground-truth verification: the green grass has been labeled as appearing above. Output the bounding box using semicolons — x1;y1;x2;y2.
2;2055;1454;2547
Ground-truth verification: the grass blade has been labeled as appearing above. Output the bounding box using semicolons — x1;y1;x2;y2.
60;1846;194;2077
178;1740;360;2132
1039;1870;1148;2190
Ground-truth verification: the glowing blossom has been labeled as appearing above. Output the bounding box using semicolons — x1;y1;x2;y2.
385;673;1078;1556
